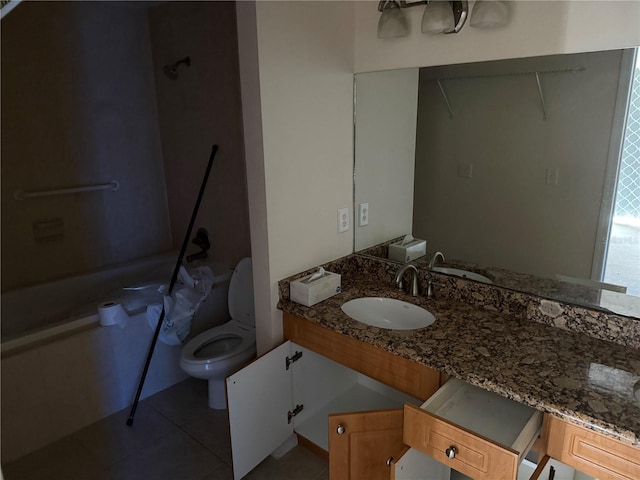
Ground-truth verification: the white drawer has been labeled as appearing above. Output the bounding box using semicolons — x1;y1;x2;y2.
402;378;543;480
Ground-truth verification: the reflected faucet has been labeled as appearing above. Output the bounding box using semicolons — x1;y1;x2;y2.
429;251;445;269
394;264;420;297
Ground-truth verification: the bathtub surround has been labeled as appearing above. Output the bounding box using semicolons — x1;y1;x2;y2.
1;1;251;460
1;1;251;294
148;1;251;266
1;2;171;291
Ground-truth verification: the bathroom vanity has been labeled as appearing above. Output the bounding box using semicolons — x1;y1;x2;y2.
227;255;640;480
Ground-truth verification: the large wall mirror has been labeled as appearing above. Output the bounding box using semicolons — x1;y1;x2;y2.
354;48;640;319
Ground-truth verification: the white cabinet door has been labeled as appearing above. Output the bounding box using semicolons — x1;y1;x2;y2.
227;341;295;480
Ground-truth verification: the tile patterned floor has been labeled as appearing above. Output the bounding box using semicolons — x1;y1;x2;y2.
2;378;328;480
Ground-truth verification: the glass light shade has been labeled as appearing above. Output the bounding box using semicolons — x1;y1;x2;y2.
377;4;409;38
470;0;510;28
421;1;454;34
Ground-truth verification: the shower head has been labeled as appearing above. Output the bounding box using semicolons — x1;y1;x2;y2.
163;56;191;80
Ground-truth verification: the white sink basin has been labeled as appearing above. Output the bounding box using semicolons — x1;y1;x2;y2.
341;297;435;330
431;267;492;284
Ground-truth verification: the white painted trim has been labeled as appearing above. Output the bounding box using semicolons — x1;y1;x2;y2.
592;48;637;280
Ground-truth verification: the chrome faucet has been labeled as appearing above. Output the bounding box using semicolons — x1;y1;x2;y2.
429;251;445;269
394;264;420;296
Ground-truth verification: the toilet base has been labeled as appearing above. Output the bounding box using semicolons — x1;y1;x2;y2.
208;378;227;409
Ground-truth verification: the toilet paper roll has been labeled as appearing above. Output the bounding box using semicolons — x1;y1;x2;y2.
98;301;130;328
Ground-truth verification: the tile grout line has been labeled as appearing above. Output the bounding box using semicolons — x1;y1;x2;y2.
142;397;233;470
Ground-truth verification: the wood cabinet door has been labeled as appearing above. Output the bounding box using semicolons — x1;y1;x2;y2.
545;415;640;480
329;408;404;480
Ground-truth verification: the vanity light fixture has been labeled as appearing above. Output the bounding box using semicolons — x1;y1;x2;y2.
377;0;469;39
422;1;468;34
377;0;414;38
469;0;510;28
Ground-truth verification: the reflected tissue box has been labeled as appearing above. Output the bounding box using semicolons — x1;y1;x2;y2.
290;268;341;307
388;235;427;263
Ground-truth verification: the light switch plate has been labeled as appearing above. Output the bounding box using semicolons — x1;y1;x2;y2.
458;163;473;178
338;207;349;233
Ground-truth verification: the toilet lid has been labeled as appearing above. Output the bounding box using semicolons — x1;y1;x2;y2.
228;257;255;327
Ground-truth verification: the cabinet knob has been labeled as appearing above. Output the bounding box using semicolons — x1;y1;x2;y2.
386;456;393;467
336;424;345;435
445;446;457;459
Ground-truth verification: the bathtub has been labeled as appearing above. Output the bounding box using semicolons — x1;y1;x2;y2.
1;253;177;344
1;253;233;462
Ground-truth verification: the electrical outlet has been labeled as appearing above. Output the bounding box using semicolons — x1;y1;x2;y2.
359;203;369;227
338;207;350;233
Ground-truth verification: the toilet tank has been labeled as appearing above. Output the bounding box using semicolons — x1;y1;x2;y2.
189;262;233;337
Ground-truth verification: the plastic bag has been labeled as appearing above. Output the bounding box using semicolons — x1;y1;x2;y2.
146;265;214;346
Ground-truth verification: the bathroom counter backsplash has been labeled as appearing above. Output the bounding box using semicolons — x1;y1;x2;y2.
277;254;640;446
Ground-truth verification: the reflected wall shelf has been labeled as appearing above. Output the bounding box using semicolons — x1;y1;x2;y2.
431;66;586;120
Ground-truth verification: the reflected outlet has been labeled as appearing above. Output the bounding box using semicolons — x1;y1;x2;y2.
338;207;349;233
359;203;369;227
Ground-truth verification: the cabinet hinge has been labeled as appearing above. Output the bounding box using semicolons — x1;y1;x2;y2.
285;351;303;370
287;404;304;424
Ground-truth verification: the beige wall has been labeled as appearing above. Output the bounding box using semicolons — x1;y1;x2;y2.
148;2;251;266
1;1;251;293
237;1;355;354
354;68;419;251
412;50;626;278
238;1;639;353
1;2;171;291
354;1;640;73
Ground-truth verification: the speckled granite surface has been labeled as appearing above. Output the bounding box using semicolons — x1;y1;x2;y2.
278;255;640;446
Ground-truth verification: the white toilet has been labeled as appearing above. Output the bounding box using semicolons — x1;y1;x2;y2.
180;257;256;409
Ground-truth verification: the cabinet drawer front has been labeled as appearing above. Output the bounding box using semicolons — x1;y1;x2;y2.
546;416;640;480
403;404;520;480
283;313;440;400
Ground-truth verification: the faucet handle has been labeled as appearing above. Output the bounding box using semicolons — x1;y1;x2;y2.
426;279;444;299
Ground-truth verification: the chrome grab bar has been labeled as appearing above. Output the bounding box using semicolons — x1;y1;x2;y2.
14;181;120;200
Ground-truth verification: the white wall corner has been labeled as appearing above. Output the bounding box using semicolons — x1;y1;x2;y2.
236;1;274;355
238;1;356;353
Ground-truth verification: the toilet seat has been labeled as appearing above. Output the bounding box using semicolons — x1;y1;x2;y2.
181;319;255;366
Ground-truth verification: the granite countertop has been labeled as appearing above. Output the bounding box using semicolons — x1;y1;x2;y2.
278;268;640;446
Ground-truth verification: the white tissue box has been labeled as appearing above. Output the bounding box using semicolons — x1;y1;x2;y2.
388;238;427;263
290;270;341;307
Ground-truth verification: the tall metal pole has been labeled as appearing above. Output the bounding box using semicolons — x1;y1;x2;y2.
127;144;218;426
